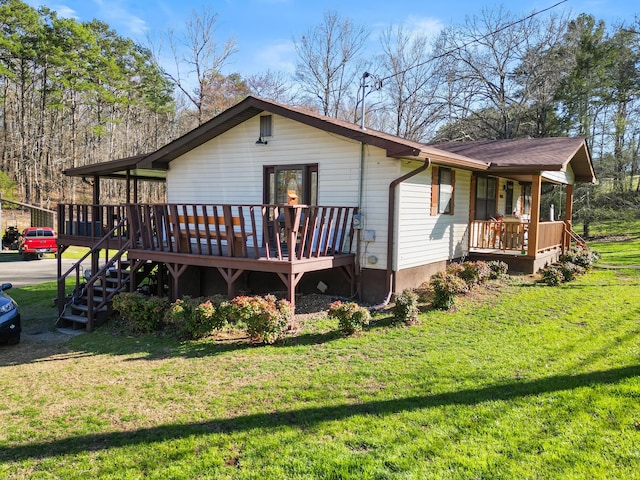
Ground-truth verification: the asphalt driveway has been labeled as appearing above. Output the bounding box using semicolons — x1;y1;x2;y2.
0;252;78;287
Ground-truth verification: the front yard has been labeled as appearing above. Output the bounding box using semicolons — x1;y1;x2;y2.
1;221;639;479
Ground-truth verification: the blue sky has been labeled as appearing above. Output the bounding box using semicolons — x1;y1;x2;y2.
23;0;638;77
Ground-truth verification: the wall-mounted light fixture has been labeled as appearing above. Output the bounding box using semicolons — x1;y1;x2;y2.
255;136;268;145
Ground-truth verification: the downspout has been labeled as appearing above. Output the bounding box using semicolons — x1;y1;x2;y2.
355;141;366;291
372;157;431;310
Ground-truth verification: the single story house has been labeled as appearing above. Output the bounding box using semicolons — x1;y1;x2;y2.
56;96;595;331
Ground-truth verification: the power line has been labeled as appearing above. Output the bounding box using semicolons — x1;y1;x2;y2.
378;0;568;86
356;0;568;124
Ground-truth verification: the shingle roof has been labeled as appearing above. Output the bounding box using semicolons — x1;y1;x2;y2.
139;96;488;171
64;96;595;184
430;137;595;182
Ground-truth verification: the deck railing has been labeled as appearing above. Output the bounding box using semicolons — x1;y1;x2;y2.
537;221;565;252
59;203;358;262
469;219;565;254
58;204;127;239
469;220;529;252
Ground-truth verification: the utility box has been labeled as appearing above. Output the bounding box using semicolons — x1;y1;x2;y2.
352;213;364;230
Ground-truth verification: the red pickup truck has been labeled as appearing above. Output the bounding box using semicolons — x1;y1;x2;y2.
19;227;58;260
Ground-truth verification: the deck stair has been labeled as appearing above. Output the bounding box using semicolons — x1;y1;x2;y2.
56;218;157;332
565;224;587;248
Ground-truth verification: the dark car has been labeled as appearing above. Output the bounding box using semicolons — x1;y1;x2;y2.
0;283;20;345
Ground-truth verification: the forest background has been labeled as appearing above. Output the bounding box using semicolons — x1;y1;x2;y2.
0;0;639;235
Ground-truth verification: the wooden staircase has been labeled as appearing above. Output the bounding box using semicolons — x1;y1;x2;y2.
564;223;587;248
56;218;157;332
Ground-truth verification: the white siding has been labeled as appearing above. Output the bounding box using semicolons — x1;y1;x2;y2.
542;164;575;185
168;115;364;205
396;165;471;270
166;113;400;265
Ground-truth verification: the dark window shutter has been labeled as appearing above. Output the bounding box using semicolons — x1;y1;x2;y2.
430;166;439;216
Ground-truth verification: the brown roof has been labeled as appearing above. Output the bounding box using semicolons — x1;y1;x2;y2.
64;96;595;184
139;96;488;171
63;154;166;181
431;137;595;183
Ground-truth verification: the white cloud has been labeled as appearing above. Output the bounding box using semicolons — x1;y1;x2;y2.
51;4;79;19
404;15;445;39
252;40;296;74
92;0;149;37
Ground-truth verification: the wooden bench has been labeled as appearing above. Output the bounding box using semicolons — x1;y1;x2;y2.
174;214;253;256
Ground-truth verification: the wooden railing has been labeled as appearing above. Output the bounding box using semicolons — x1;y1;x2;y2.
469;219;565;254
469;220;529;252
60;203;358;262
537;221;565;252
58;204;127;238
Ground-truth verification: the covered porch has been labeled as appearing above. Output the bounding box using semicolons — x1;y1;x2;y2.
467;176;578;273
432;138;594;273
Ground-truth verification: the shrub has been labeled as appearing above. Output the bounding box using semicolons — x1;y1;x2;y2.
430;272;468;310
327;301;371;335
445;263;465;277
230;295;292;344
487;260;509;279
560;246;600;270
459;261;491;286
541;266;563;286
392;289;420;325
165;296;229;339
559;261;584;282
112;292;169;333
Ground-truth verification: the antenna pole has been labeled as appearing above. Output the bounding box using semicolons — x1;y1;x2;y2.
360;72;370;130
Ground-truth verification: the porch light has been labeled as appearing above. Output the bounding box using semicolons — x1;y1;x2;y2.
255;136;268;145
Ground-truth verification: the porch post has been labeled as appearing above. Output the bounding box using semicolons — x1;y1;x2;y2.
527;174;542;257
563;184;574;252
468;175;476;250
126;170;131;204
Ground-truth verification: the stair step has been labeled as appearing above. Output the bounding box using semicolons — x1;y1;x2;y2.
93;285;120;294
105;276;127;284
60;314;89;324
71;303;109;313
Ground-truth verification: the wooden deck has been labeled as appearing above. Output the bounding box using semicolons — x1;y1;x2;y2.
57;203;359;312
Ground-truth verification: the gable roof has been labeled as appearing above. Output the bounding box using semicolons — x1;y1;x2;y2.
431;137;595;183
138;96;488;171
64;96;595;185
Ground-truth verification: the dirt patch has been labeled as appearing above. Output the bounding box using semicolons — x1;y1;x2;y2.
18;316;76;346
587;234;633;243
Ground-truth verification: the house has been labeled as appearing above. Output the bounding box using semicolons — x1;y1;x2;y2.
56;96;595;331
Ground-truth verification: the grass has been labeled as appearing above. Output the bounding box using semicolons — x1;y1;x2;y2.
1;220;639;479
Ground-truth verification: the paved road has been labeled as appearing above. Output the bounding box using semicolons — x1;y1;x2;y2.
0;252;78;287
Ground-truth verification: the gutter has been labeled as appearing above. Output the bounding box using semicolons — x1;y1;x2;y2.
372;158;431;310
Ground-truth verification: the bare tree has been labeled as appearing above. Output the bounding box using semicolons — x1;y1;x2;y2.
165;7;237;126
245;69;297;104
376;25;447;141
436;5;567;140
294;10;369;119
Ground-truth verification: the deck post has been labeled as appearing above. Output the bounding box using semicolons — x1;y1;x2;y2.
527;175;542;258
563;184;574;253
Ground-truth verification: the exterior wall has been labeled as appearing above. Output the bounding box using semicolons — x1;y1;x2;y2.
166;112;400;268
396;164;471;270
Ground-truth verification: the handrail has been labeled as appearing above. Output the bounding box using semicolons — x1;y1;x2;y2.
127;203;357;262
57;217;130;331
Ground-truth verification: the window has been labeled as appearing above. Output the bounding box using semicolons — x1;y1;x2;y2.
521;183;532;215
260;115;272;138
505;181;514;215
264;164;318;206
431;166;455;215
474;176;497;220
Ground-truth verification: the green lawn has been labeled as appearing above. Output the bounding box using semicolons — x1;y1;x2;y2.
1;221;639;479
